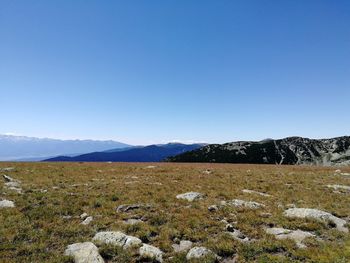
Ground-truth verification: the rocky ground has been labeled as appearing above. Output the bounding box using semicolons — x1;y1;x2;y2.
0;163;350;262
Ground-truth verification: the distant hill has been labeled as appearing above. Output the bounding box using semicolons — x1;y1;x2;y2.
0;135;130;161
44;143;205;162
167;136;350;166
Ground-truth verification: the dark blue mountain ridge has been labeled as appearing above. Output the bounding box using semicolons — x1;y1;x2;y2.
44;143;205;162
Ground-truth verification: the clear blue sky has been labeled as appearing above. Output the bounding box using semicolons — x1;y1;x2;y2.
1;1;349;145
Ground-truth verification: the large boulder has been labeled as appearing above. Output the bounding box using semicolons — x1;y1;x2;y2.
176;192;205;202
64;242;104;263
92;231;142;249
284;208;348;233
139;244;163;262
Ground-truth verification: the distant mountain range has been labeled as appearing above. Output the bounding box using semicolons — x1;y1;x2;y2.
167;136;350;166
0;135;130;161
44;143;205;162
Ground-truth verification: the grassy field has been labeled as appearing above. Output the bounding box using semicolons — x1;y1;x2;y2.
1;162;350;262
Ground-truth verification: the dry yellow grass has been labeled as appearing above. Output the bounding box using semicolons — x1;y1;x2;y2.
0;162;350;262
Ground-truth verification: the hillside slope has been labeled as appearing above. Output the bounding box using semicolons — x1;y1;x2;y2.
45;143;204;162
167;136;350;166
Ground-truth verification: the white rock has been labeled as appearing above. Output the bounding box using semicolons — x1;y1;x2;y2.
0;199;15;208
139;244;163;262
226;228;252;243
3;174;17;182
172;240;193;252
265;227;315;248
93;231;142;249
176;192;205;202
208;205;219;212
327;185;350;192
81;216;93;225
284;208;348;233
242;189;271;197
186;246;216;260
64;242;104;263
123;218;143;225
0;167;15;172
221;199;265;209
80;213;88;219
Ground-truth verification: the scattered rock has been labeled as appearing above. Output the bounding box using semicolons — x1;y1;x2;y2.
284;208;348;233
0;199;15;208
172;240;193;252
259;212;272;218
176;192;205;202
286;204;296;209
139;244;163;262
265;227;315;248
226;228;252;243
81;216;93;225
93;231;142;249
221;199;265;209
80;213;88;220
3;174;17;182
62;215;72;220
2;174;22;193
123;218;143;225
242;189;271;197
64;242;104;263
116;203;152;213
208;205;219;212
2;168;14;172
327;184;350;193
202;169;212;174
221;255;238;263
186;246;216;260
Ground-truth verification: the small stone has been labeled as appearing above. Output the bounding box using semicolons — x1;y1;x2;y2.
226;229;252;243
0;199;15;208
221;199;265;209
64;242;104;263
80;213;88;219
0;167;15;172
242;189;271;197
139;244;163;262
186;246;216;260
327;184;350;192
81;216;93;225
259;212;272;218
208;205;219;212
3;174;17;182
116;203;151;213
172;240;193;252
176;192;205;202
123;218;143;225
